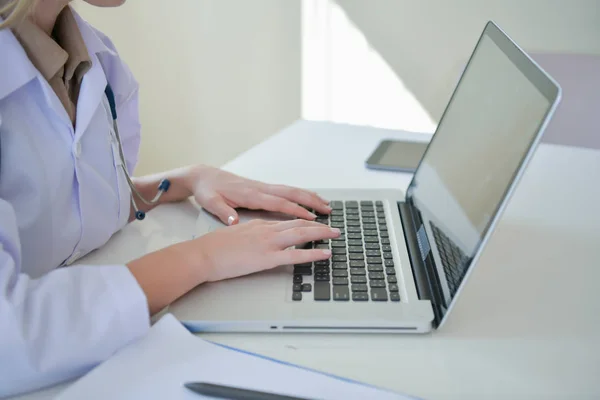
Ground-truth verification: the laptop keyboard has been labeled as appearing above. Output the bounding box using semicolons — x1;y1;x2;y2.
429;221;469;297
291;201;400;302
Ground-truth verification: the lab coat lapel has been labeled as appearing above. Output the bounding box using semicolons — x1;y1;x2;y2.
74;54;107;139
0;23;37;101
0;17;74;133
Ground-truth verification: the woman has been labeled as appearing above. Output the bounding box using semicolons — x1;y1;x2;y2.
0;0;338;396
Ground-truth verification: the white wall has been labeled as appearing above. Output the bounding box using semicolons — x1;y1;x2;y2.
76;0;599;175
332;0;600;123
76;0;301;176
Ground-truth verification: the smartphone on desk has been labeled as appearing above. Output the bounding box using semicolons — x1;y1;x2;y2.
365;139;428;173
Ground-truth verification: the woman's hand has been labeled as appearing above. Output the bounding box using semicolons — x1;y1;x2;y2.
186;219;339;282
186;165;332;225
127;219;339;314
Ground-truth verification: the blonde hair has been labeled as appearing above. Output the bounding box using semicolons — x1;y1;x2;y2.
0;0;36;30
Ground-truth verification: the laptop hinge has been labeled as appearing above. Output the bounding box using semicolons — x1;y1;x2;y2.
398;201;444;328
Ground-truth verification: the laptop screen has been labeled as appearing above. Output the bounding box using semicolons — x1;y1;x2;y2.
406;22;560;315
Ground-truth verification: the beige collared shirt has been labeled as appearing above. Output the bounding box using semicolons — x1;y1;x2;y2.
12;6;91;127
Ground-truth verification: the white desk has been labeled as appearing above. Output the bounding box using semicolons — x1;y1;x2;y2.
16;120;600;399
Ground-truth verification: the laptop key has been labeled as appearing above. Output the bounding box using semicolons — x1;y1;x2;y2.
350;268;366;276
331;209;344;216
368;265;384;272
345;209;359;215
381;238;391;245
383;252;393;259
366;243;380;250
368;272;385;280
315;274;330;282
347;233;362;240
390;292;401;302
352;293;369;301
362;217;376;224
349;254;364;261
315;260;330;267
371;288;388;301
384;260;394;267
331;216;344;222
332;262;348;269
333;285;350;301
330;201;343;209
314;282;331;300
292;292;302;301
347;221;361;227
370;280;386;288
375;201;383;206
366;250;381;257
363;230;378;237
351;276;367;284
351;284;368;292
333;255;347;262
363;224;377;230
348;246;363;253
385;267;396;275
295;262;312;268
387;276;397;283
364;237;379;243
314;266;330;274
380;232;389;238
293;267;312;276
333;270;348;277
380;226;388;232
293;275;302;284
360;201;373;206
332;248;346;255
348;239;362;246
381;245;392;252
388;284;399;292
301;284;312;292
346;215;360;221
331;241;346;248
367;257;382;264
330;222;345;229
293;284;302;292
348;227;361;233
345;201;358;208
349;260;365;268
332;277;349;285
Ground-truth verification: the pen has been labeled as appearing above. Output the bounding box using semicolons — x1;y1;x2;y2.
183;382;314;400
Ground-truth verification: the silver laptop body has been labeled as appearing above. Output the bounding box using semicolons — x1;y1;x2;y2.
169;21;561;333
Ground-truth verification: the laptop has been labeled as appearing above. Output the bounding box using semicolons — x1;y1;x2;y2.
169;21;561;333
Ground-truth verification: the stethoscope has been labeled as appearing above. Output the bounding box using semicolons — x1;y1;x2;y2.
104;84;170;220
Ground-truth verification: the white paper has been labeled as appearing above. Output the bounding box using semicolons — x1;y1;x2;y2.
57;314;414;400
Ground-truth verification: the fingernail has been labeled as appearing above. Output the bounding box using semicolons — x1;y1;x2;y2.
330;228;340;234
322;249;332;256
309;212;317;220
228;216;236;225
325;206;332;212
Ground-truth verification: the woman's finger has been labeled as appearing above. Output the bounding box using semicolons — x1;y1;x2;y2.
199;193;239;225
273;248;332;267
275;226;341;249
261;184;331;215
249;193;317;220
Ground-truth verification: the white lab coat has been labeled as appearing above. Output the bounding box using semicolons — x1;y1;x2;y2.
0;11;149;397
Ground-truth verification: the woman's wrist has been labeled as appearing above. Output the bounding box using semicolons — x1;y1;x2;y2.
126;240;210;315
129;164;208;221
